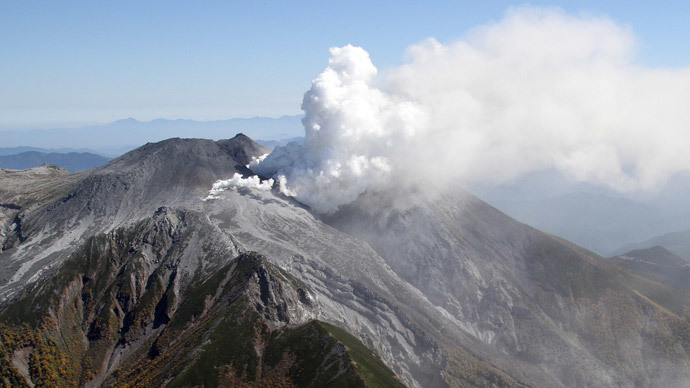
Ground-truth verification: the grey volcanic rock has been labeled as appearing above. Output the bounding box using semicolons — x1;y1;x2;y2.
217;132;271;165
199;186;450;387
1;134;689;387
0;134;447;387
0;134;268;301
325;186;690;387
0;165;70;252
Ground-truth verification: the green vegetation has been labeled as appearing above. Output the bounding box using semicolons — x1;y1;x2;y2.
1;208;380;387
263;321;365;388
168;261;231;330
317;322;406;388
168;299;261;388
0;320;80;387
1;208;688;388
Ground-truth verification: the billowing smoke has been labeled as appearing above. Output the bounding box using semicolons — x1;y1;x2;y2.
252;45;425;213
205;173;274;200
254;6;690;213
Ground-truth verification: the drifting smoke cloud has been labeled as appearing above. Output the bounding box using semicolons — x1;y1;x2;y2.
254;7;690;214
253;44;423;213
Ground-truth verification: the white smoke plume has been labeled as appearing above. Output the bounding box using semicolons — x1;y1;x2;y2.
204;173;274;200
253;45;424;213
254;7;690;213
247;153;270;168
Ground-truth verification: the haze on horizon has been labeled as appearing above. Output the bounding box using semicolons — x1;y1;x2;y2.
2;1;690;129
4;2;690;201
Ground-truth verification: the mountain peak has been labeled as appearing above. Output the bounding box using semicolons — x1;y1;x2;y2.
2;134;690;387
609;244;690;293
621;245;687;266
114;117;140;124
217;133;270;166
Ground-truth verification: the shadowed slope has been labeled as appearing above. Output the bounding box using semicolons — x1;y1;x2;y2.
325;186;690;387
609;246;690;293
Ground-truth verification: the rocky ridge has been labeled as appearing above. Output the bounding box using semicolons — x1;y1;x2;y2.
0;134;688;387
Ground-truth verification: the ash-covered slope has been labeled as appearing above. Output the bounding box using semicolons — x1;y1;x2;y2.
325;187;690;387
0;134;268;301
0;164;70;252
1;134;689;387
0;135;450;387
0;208;403;387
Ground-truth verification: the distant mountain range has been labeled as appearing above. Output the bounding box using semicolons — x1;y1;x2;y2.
0;115;304;155
0;151;110;172
256;136;304;148
612;229;690;262
489;192;690;256
0;146;105;156
471;169;690;257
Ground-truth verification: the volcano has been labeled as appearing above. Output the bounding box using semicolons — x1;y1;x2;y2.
0;134;688;387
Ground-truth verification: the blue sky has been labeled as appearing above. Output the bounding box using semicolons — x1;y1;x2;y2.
1;1;689;129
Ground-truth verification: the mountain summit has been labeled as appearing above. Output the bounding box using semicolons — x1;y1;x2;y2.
1;135;689;387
